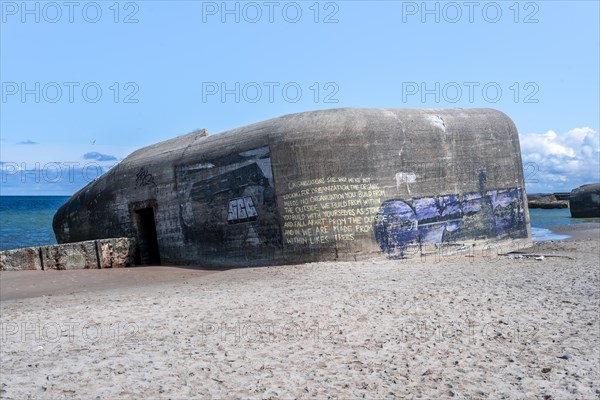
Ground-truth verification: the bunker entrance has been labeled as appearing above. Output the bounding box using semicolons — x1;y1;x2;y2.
134;207;161;265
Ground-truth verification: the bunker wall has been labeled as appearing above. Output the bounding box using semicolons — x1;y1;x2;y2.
53;108;531;266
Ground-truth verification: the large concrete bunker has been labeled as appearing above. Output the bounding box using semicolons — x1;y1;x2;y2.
53;108;531;266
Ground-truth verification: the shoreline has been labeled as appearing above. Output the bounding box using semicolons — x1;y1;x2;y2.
548;222;600;241
530;220;600;242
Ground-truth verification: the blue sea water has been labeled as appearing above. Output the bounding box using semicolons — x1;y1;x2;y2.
0;196;70;251
528;207;598;227
528;208;600;241
0;196;598;251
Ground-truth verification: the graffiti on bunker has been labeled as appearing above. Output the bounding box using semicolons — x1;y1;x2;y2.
227;197;259;224
374;187;527;258
175;146;281;249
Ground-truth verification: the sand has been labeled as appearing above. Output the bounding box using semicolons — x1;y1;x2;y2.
1;225;599;399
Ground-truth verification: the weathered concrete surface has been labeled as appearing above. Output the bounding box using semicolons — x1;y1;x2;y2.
0;247;42;271
527;194;569;209
97;238;136;268
570;183;600;218
0;238;136;271
41;240;98;270
53;108;531;267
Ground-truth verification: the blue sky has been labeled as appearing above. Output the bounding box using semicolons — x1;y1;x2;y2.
1;0;599;195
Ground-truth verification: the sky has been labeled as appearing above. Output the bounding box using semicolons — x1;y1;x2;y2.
1;0;599;195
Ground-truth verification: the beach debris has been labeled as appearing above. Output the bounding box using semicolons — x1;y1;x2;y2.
558;353;573;360
535;255;545;261
541;368;552;373
504;252;575;260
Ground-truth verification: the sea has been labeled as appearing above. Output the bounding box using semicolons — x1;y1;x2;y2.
0;196;598;251
0;196;70;251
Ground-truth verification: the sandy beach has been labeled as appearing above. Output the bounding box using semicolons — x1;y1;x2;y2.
1;224;598;399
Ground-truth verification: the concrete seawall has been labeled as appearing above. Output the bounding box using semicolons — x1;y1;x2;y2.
0;238;135;271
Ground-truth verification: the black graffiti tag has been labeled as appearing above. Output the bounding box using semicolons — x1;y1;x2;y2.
135;167;156;188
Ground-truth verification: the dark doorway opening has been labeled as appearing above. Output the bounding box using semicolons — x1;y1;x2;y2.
134;207;161;265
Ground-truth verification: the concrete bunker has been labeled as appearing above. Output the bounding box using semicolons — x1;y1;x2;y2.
570;183;600;218
53;108;531;267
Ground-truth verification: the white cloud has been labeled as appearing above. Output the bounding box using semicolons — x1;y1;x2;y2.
520;127;600;193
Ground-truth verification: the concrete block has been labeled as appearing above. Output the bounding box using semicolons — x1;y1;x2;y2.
41;240;98;270
97;237;136;268
0;247;42;271
570;183;600;218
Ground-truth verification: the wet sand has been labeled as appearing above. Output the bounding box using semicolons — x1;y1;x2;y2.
1;224;598;399
550;222;600;241
0;266;221;302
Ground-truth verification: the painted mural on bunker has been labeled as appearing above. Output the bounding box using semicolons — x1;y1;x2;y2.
374;187;528;258
175;146;281;251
